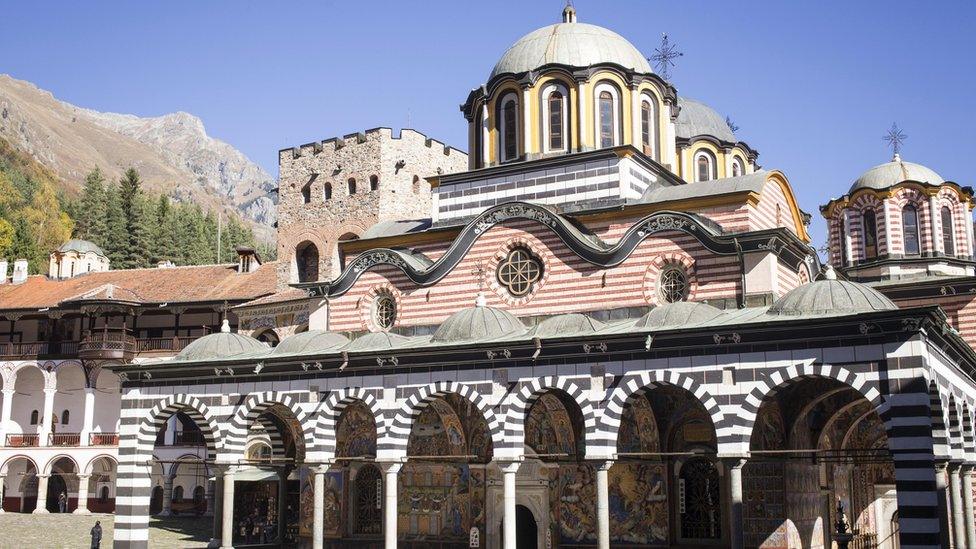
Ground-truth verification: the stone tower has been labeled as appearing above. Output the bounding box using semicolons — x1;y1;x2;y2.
276;128;468;288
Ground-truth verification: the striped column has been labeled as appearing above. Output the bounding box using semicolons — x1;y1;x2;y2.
882;389;943;549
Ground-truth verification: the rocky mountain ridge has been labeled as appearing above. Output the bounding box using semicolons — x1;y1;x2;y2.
0;74;276;230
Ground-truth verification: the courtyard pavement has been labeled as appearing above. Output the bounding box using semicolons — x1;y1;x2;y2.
0;513;214;548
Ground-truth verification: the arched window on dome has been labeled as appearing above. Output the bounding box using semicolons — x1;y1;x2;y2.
732;156;746;178
594;82;621;148
541;83;569;154
498;92;520;163
862;210;878;259
902;205;920;255
839;215;850;267
640;93;658;160
941;206;955;255
694;150;716;182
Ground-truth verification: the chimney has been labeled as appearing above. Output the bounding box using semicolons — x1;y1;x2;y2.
235;246;261;274
0;260;7;284
12;259;29;284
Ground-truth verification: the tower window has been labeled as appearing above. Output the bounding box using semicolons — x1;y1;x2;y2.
862;210;878;259
839;216;850;267
695;150;716;182
295;241;320;283
301;182;312;204
348;178;357;195
323;183;332;201
548;91;564;151
500;94;519;162
732;156;746;177
369;175;379;191
641;100;652;154
599;90;615;148
941;206;955;255
902;205;920;255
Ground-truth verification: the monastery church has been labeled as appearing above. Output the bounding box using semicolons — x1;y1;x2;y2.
0;6;975;549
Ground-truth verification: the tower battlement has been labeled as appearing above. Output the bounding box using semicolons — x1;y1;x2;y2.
280;127;465;162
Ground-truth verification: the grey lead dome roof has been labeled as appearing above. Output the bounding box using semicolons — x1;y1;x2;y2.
431;296;527;343
271;330;349;356
850;156;945;193
490;22;652;80
634;301;724;329
675;98;737;143
58;239;106;256
174;320;267;361
768;273;897;317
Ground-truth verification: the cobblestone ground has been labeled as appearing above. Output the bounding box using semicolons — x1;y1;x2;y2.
0;513;214;548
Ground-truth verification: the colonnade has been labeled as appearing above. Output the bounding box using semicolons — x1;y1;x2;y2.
211;455;757;549
0;384;98;446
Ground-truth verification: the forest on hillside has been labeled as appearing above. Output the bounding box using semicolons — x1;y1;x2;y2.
0;137;274;275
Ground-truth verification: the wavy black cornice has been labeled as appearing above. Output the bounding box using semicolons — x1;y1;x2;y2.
293;202;817;298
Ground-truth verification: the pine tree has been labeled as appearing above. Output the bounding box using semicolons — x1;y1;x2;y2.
76;167;107;242
102;183;128;267
152;195;179;263
126;195;153;268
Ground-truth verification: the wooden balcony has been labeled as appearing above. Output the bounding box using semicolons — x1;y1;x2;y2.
89;432;119;446
136;336;195;355
0;340;79;359
79;329;136;361
6;434;40;447
49;432;82;447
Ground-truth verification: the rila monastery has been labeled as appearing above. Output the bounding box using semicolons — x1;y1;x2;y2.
1;5;975;549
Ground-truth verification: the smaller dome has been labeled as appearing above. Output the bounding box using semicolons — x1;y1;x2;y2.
850;155;945;192
768;269;897;316
675;98;737;143
58;239;106;257
634;301;723;329
534;313;605;338
432;295;527;344
175;319;267;361
272;330;350;356
345;331;411;352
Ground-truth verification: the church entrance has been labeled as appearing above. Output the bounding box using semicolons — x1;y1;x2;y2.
515;505;537;549
47;474;67;513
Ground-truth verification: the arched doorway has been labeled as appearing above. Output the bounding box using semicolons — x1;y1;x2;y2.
1;456;38;512
516;505;537;549
46;456;79;513
150;486;164;515
746;377;898;549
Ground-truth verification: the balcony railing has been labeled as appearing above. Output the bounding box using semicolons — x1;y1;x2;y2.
49;432;82;447
89;432;119;446
173;431;206;446
79;330;137;360
0;340;80;358
136;336;195;354
6;434;40;447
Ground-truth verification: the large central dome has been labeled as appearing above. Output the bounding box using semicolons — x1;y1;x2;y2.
490;19;652;80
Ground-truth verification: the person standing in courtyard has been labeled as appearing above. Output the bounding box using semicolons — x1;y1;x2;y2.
90;521;102;549
58;491;67;513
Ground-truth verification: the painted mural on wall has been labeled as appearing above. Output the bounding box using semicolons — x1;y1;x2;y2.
608;462;668;545
335;401;377;458
526;393;580;458
396;394;491;542
744;400;790;549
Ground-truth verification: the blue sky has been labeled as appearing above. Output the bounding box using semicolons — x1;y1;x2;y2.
2;0;974;249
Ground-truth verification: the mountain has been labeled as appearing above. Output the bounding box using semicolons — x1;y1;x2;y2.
0;74;276;232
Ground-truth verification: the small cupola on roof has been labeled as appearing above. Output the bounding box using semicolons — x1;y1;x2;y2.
49;238;110;279
431;294;527;344
767;267;897;317
633;301;723;329
174;319;268;362
849;154;945;193
271;330;350;356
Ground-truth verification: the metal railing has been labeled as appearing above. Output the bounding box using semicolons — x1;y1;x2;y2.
851;532;877;549
6;433;40;447
49;432;82;447
89;432;119;446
